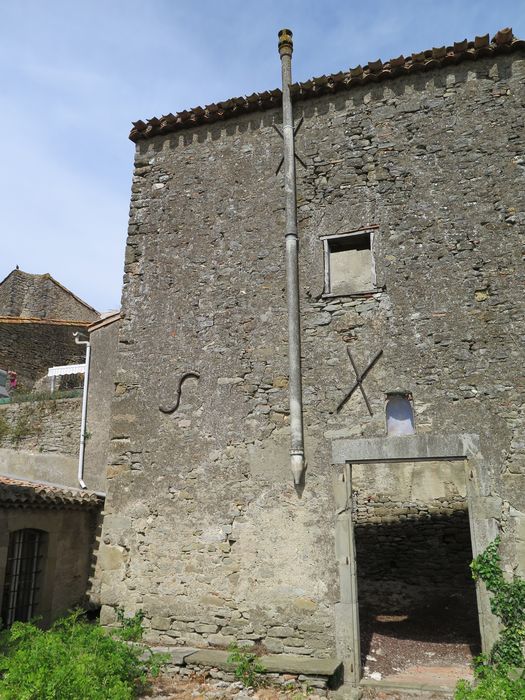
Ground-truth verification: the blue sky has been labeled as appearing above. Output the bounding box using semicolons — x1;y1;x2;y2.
1;1;523;311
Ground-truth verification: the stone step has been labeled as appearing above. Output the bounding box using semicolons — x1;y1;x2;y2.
184;648;342;678
358;678;454;699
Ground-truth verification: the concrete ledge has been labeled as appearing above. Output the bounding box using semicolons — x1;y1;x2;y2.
331;433;480;465
184;649;342;677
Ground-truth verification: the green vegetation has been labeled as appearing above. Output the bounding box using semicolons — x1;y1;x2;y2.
115;608;145;642
455;537;525;699
227;642;265;688
0;389;82;406
0;610;167;700
9;412;32;446
456;666;525;699
0;415;9;443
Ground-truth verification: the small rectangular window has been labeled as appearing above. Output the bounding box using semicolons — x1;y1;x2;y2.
321;228;377;296
1;529;46;626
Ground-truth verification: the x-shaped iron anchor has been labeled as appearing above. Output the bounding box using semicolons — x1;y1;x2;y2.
273;117;307;175
336;348;383;415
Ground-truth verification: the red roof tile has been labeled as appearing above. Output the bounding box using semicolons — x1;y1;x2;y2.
129;28;524;143
0;475;104;510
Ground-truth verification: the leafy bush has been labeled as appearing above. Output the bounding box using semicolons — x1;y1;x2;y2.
455;666;525;699
115;608;145;642
455;537;525;699
0;610;166;699
227;642;265;688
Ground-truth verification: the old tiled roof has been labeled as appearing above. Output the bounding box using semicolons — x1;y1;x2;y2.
0;475;104;510
0;316;91;327
89;311;121;333
130;28;523;142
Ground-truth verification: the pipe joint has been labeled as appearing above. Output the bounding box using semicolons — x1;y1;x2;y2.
278;28;293;57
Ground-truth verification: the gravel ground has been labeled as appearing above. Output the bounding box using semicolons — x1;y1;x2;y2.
143;674;326;700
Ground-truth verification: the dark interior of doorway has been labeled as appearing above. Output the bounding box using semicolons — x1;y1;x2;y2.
355;506;481;682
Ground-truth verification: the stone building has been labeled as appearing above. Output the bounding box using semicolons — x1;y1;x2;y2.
97;28;525;691
0;281;111;628
0;268;100;390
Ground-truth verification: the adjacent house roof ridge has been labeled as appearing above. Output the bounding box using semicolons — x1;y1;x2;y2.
0;268;99;316
130;27;523;143
0;316;92;327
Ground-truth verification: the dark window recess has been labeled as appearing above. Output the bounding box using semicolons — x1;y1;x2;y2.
322;230;376;296
1;529;46;626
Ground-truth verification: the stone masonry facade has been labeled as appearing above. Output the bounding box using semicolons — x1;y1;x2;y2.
98;46;525;662
0;398;81;456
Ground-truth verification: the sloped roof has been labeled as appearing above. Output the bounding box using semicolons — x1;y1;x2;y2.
130;27;523;143
0;269;99;317
89;311;121;333
0;475;104;510
0;316;91;327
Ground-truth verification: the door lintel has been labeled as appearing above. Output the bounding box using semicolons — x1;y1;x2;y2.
332;432;480;465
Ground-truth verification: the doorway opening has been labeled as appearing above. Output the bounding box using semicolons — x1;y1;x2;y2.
352;460;481;686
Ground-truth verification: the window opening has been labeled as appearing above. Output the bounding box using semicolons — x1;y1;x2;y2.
386;392;415;436
1;529;46;626
321;228;377;296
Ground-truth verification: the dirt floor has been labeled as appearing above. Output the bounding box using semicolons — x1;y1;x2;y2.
359;598;480;686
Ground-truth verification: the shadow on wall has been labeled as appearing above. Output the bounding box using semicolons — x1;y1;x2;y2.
355;510;481;664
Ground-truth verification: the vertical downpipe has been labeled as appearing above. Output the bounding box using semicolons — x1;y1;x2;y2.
74;332;91;489
278;29;305;485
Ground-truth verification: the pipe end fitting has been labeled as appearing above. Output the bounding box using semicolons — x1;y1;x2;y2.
278;28;293;57
291;452;305;485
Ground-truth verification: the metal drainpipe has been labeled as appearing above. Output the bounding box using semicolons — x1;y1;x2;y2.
74;332;91;489
278;29;305;485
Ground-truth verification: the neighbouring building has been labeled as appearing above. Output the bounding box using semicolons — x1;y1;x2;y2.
0;276;112;628
0;268;99;391
0;476;102;627
97;28;525;691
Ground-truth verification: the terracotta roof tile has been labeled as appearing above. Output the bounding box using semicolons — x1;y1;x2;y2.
0;475;104;510
130;28;524;143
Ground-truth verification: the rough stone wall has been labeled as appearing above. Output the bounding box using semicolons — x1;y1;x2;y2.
85;320;120;492
98;52;525;656
0;321;88;390
0;270;98;321
0;398;81;455
0;507;99;627
355;501;472;609
352;461;473;608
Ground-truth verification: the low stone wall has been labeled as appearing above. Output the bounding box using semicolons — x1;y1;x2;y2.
102;596;335;657
0;398;81;455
